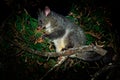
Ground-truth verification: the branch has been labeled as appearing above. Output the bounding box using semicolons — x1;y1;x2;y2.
12;41;108;80
14;42;107;61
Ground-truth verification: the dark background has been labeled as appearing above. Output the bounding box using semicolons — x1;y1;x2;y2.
0;0;118;80
0;0;111;22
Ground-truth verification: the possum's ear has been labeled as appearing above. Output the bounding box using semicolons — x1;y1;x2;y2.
44;6;51;16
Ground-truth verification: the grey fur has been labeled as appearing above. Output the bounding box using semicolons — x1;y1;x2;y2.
38;8;86;50
38;7;103;61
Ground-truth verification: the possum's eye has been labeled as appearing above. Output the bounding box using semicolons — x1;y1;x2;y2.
39;20;42;24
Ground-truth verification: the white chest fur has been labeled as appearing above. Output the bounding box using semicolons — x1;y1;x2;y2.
53;29;70;52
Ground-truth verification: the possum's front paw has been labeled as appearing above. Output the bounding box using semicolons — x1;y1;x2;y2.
34;37;44;44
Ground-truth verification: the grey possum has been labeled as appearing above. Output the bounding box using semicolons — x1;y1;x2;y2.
37;6;102;61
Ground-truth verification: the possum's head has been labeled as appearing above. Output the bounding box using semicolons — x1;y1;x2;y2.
38;6;58;33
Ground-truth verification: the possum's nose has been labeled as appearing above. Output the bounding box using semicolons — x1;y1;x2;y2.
37;26;42;30
37;26;46;30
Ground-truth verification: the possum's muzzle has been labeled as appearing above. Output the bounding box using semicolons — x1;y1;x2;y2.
37;26;45;30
